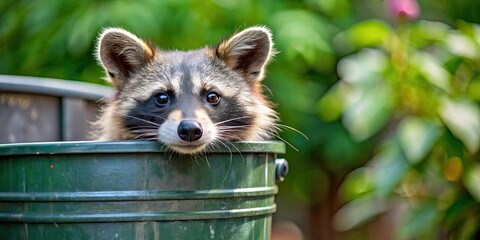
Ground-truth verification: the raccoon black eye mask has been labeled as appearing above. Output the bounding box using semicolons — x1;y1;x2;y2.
93;26;277;154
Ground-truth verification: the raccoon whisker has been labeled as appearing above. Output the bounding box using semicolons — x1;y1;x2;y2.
222;140;243;157
210;139;232;154
216;127;253;137
127;129;158;140
274;124;309;140
216;131;248;136
116;113;161;127
216;133;244;138
127;126;158;132
216;125;251;130
128;128;158;133
192;155;201;166
203;155;211;168
132;135;158;140
132;134;158;141
128;130;158;135
208;140;223;151
130;134;158;139
136;132;157;138
214;116;253;126
216;128;250;133
117;111;167;120
192;151;207;161
167;150;176;161
127;126;159;130
271;133;299;152
209;139;241;157
139;137;159;141
215;131;240;136
216;134;245;142
130;113;167;120
215;125;253;133
217;135;243;141
129;130;158;136
206;140;221;151
263;85;274;97
216;131;247;136
210;140;237;187
221;156;232;187
128;128;154;133
216;126;250;133
133;133;158;138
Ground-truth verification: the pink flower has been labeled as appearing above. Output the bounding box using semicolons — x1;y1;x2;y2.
386;0;420;21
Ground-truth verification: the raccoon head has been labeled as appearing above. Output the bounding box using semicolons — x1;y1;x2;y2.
96;27;277;154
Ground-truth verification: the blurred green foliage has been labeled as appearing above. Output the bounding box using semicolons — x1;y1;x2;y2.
330;19;480;238
1;0;479;239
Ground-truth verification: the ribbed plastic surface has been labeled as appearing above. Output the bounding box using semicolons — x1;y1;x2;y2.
0;141;285;239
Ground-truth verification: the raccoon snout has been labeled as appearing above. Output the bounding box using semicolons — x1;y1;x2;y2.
177;120;203;142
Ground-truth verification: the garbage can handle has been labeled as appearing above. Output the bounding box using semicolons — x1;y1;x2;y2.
275;158;289;182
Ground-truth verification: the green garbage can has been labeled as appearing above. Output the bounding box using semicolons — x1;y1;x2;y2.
0;141;287;239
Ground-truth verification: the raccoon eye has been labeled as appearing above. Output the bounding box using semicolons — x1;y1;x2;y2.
154;92;170;107
206;92;220;105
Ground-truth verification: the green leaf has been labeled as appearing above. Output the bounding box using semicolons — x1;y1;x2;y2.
342;84;393;141
399;203;440;239
317;83;344;122
371;142;409;197
440;98;480;153
67;11;96;57
270;10;334;67
463;163;480;202
339;167;374;201
444;194;476;226
337;49;392;141
446;33;479;60
467;77;480;101
398;117;442;164
412;52;452;93
474;24;480;46
336;19;391;51
409;20;451;47
337;48;387;84
305;0;352;18
333;196;387;231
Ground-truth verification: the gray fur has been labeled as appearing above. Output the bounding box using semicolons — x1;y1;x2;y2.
94;27;277;154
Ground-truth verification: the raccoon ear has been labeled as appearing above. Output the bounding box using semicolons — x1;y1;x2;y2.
97;27;154;89
216;26;274;82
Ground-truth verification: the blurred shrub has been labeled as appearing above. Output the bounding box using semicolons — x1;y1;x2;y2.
1;0;479;239
329;19;480;238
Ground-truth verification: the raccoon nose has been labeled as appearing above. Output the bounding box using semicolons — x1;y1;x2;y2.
177;120;203;142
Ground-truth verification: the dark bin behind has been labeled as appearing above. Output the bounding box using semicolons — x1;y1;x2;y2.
0;141;286;239
0;75;113;143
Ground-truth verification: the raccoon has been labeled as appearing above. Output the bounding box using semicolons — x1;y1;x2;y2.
94;26;277;154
